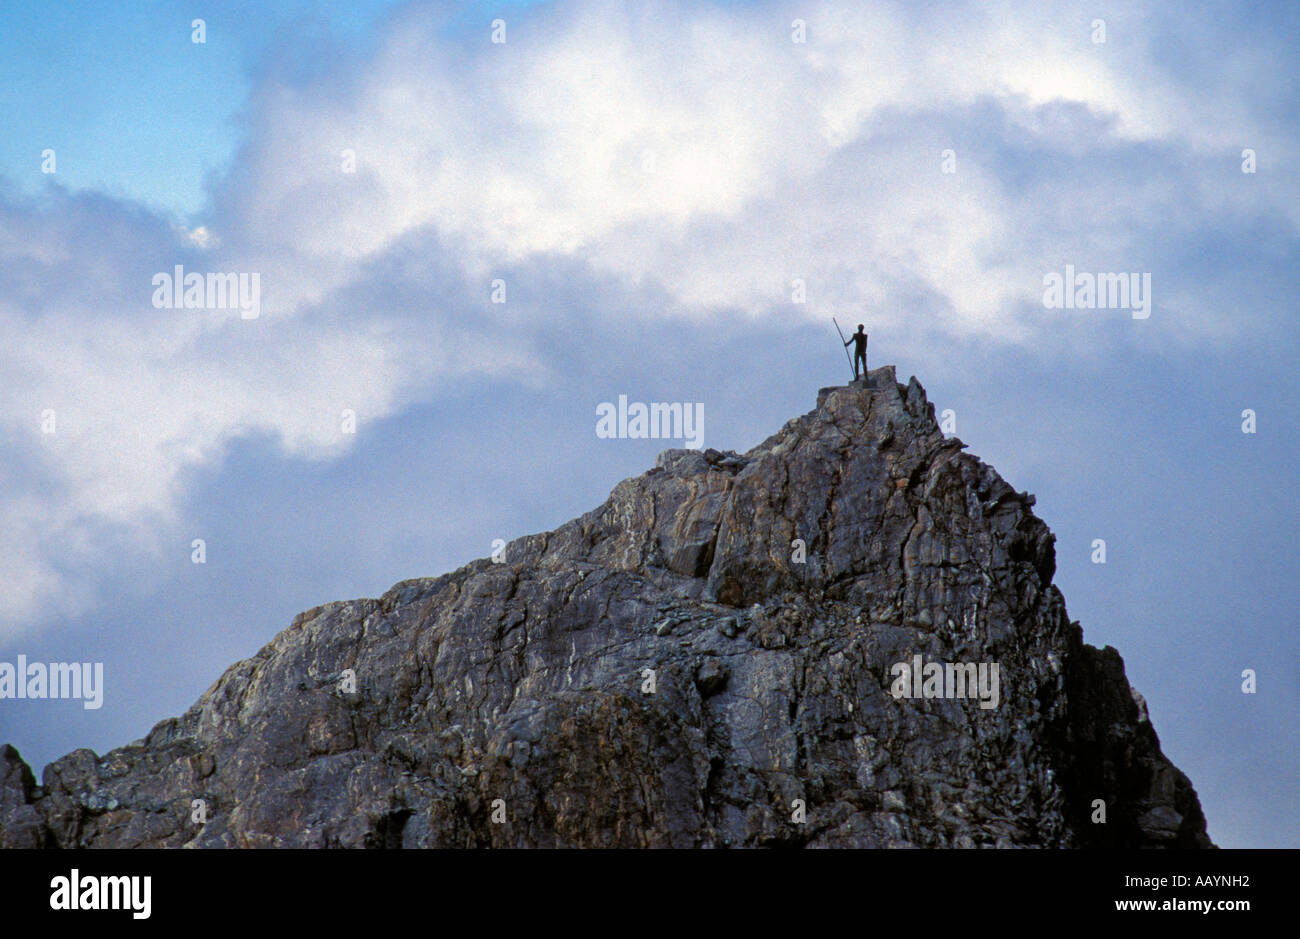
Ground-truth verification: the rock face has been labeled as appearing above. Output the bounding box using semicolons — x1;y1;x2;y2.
0;367;1212;848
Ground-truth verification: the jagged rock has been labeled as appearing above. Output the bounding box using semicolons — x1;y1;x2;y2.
0;366;1212;848
0;745;43;848
694;658;729;697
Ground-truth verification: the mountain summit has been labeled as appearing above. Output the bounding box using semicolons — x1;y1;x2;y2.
0;366;1212;848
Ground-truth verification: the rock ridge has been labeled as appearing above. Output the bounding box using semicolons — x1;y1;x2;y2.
0;366;1212;848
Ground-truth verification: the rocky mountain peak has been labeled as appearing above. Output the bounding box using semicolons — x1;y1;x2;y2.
0;366;1212;848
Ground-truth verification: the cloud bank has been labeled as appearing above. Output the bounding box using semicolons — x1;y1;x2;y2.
0;0;1295;637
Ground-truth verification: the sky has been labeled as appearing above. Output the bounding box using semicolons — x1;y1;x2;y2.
0;0;1295;848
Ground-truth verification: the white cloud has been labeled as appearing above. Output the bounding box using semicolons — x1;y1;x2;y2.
0;0;1293;637
209;0;1295;325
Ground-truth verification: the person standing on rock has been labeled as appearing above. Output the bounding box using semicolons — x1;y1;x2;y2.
845;324;868;380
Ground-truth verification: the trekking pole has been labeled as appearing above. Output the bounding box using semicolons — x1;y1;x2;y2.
832;317;855;380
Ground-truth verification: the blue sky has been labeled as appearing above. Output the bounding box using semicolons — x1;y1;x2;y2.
0;0;546;216
0;0;1295;848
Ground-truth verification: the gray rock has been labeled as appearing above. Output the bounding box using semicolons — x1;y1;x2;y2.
694;658;729;697
0;367;1212;849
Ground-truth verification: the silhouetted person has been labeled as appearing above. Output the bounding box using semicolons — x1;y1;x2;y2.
845;324;868;379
